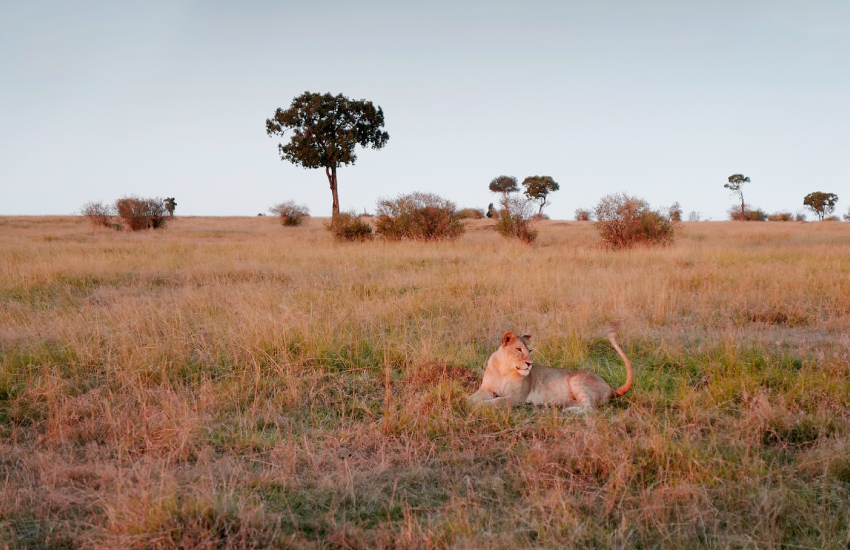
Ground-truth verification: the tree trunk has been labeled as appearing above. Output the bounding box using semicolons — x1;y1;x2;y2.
740;196;745;221
326;166;339;217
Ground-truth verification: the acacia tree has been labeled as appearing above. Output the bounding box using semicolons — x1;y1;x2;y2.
522;175;559;216
803;192;839;221
266;92;389;217
489;175;519;207
725;174;751;221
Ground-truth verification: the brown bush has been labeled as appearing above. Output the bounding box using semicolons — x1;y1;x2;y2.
269;200;310;226
457;208;485;219
495;196;538;244
81;201;115;228
115;197;169;231
728;205;767;221
326;212;374;242
768;212;794;222
375;192;465;241
594;193;677;249
574;208;593;221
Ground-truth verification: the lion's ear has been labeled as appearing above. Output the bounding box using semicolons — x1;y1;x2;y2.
502;332;516;347
522;334;532;342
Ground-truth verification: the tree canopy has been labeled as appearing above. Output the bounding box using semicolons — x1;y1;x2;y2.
724;174;751;221
489;175;519;197
803;192;839;221
522;175;560;216
266;92;389;216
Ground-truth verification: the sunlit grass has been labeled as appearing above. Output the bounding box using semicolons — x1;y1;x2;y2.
1;215;849;548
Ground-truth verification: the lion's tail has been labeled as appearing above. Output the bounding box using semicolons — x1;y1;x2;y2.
607;322;633;397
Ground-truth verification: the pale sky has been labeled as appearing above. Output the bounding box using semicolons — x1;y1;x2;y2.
1;1;848;220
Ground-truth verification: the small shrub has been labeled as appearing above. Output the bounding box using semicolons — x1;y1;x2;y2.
457;208;485;219
495;196;538;244
375;192;465;241
688;211;702;222
81;201;115;228
844;207;850;221
574;208;593;221
796;212;807;222
269;200;310;226
486;203;496;218
768;212;794;222
115;196;169;231
327;212;374;242
728;205;767;221
594;193;677;249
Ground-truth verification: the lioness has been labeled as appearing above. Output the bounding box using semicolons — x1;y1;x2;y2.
470;324;633;413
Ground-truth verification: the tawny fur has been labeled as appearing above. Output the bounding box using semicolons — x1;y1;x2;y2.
469;323;633;413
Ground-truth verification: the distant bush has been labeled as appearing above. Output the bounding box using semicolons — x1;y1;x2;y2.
81;201;115;228
375;192;465;241
327;212;374;242
594;193;677;249
115;197;168;231
495;196;538;244
728;205;767;221
688;211;702;222
844;207;850;221
574;208;593;221
457;208;485;219
796;212;807;222
269;200;310;226
768;212;794;222
668;202;683;222
486;203;496;218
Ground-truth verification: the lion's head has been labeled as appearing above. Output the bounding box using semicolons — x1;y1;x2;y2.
498;331;533;377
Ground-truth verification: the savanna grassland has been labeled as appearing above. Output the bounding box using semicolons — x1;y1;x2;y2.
1;215;849;549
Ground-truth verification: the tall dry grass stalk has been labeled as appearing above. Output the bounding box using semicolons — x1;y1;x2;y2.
1;215;849;548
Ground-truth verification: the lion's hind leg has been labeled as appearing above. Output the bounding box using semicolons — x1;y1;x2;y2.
562;383;597;414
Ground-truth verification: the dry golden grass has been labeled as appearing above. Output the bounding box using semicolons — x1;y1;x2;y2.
1;215;849;549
